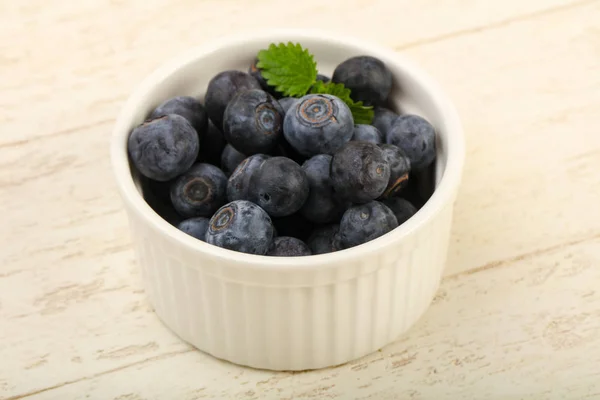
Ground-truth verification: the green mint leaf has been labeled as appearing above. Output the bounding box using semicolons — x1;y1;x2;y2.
310;81;375;124
348;103;376;125
256;42;318;97
310;80;348;98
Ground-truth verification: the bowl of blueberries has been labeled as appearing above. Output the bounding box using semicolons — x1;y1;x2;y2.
111;30;465;371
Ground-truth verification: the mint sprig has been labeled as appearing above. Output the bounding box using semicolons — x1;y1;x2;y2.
310;81;374;125
256;43;318;97
256;42;374;124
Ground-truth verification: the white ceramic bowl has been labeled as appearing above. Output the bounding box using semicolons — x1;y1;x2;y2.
111;30;465;371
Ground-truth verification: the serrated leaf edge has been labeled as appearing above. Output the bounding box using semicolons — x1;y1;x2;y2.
256;42;318;97
310;81;374;124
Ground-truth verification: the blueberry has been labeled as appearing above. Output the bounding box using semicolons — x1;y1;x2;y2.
248;57;280;98
338;201;398;249
283;94;354;157
386;114;436;170
221;144;247;176
248;156;309;217
382;198;417;225
205;70;261;129
128;114;199;181
278;97;298;114
149;96;208;141
352;124;384;144
331;141;390;203
223;89;284;155
177;217;210;241
271;213;316;241
266;236;311;257
300;155;344;223
372;107;398;137
307;224;341;255
206;200;274;255
379;144;411;198
227;154;270;202
198;119;227;166
170;163;227;218
332;56;393;106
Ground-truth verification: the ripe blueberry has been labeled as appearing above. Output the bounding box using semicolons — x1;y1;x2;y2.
283;94;353;157
170;163;227;218
331;141;390;203
307;224;341;255
301;154;344;223
332;56;393;106
221;144;247;176
266;236;312;257
177;217;210;241
382;198;417;225
379;144;411;198
149;96;208;141
372;107;398;137
128;114;199;182
205;70;261;129
338;201;398;249
352;124;384;144
227;154;270;202
223;89;284;155
206;200;274;255
278;97;298;114
386;114;436;170
248;156;309;217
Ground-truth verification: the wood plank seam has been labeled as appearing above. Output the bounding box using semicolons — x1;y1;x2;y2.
444;232;600;281
4;233;600;398
2;349;194;400
393;0;599;51
0;1;594;152
0;119;114;150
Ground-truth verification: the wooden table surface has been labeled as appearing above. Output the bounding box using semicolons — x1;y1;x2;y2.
2;0;600;399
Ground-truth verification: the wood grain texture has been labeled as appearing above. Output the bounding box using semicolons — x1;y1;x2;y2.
1;0;600;398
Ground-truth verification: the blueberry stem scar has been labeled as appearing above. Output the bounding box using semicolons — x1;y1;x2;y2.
212;206;234;231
